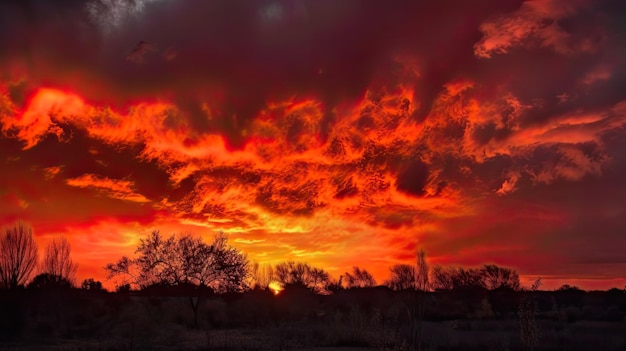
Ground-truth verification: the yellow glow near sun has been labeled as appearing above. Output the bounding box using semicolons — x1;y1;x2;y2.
268;281;282;295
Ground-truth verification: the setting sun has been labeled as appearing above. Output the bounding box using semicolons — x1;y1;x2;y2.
268;281;283;295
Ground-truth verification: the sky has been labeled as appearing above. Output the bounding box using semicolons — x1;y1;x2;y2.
0;0;625;291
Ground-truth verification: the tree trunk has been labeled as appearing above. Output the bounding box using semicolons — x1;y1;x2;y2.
189;294;200;329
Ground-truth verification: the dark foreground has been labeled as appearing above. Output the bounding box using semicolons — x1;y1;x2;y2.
1;286;624;350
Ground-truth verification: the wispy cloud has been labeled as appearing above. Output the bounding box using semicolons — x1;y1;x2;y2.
66;174;151;203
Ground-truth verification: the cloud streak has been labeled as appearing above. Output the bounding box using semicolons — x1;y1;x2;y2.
66;174;151;203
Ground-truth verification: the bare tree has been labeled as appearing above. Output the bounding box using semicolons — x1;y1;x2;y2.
210;232;250;293
414;249;430;351
309;267;330;293
431;265;454;291
415;249;429;292
0;222;39;289
480;264;520;290
452;267;483;289
344;266;376;288
107;231;250;292
386;264;416;291
42;236;78;285
431;265;484;291
432;264;520;292
274;261;311;287
106;230;249;328
274;261;330;293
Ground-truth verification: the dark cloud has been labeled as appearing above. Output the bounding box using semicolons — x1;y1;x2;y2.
333;176;359;200
396;159;429;197
0;0;527;145
126;40;158;64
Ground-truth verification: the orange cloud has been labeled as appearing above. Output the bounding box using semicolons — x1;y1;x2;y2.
1;88;85;148
66;174;151;203
2;76;624;289
1;67;624;290
43;166;62;180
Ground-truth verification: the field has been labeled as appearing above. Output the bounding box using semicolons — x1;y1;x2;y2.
0;286;624;350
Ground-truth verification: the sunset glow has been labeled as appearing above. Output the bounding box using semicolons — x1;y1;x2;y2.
1;0;625;291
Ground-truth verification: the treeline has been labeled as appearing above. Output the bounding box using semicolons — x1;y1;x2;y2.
0;221;620;294
103;229;524;296
1;222;625;350
0;222;78;290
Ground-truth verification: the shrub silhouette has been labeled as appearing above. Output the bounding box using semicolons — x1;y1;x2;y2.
27;273;73;290
81;278;105;292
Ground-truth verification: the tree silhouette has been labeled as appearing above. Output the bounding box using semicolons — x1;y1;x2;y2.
480;264;520;291
431;264;520;291
415;249;429;292
41;236;78;286
431;266;481;290
431;265;454;291
413;249;430;351
450;267;483;289
81;278;104;291
380;250;431;349
386;264;416;291
308;267;330;293
106;230;249;328
274;261;330;293
344;266;376;288
209;233;250;293
107;230;248;290
0;222;39;289
275;261;310;287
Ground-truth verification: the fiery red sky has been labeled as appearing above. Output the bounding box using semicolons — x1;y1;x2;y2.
1;0;625;290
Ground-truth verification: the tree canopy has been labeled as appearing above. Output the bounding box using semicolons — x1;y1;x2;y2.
274;261;330;293
0;222;39;289
431;264;521;291
106;230;249;293
344;266;376;288
41;236;78;285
